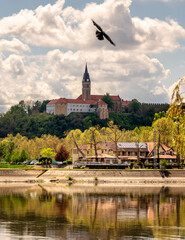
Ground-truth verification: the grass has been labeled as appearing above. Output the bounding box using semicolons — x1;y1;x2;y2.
0;163;33;169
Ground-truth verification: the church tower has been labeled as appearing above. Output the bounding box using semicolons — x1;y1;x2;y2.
82;64;91;100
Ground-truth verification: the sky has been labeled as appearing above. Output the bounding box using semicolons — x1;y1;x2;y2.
0;0;185;112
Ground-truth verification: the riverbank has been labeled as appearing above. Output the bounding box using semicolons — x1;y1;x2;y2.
1;169;185;184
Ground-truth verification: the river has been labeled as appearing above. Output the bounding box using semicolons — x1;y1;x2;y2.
0;183;185;239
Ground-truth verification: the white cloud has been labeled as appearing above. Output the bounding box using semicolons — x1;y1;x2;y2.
0;0;184;52
0;38;30;53
0;0;184;112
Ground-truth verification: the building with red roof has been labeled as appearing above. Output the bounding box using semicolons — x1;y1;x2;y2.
46;64;131;119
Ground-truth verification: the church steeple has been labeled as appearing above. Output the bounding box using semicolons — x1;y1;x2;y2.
82;64;91;100
83;64;90;82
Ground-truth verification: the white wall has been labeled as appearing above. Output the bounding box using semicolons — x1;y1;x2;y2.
46;104;55;114
67;103;95;115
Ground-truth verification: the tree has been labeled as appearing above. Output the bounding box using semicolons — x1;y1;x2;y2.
55;144;69;162
152;117;175;147
40;148;56;159
128;99;141;114
106;121;123;157
40;148;56;167
167;77;185;165
39;100;50;113
11;150;21;164
153;111;166;122
19;149;29;162
0;139;16;163
81;126;102;160
101;93;114;109
88;126;101;160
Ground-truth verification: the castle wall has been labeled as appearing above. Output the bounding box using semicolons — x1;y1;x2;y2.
55;102;67;115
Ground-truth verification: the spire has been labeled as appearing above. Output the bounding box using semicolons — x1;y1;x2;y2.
83;63;90;82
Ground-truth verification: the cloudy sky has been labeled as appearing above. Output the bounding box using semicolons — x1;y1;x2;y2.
0;0;185;112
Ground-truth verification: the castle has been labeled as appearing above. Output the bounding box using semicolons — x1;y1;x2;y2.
46;64;117;119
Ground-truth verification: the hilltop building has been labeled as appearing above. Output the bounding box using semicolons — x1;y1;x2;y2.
77;64;123;113
46;64;109;119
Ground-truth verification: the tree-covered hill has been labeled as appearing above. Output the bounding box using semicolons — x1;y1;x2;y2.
0;100;169;139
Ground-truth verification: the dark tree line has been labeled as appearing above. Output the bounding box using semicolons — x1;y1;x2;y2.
0;99;169;139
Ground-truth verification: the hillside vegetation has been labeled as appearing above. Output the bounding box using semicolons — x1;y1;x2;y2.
0;100;169;139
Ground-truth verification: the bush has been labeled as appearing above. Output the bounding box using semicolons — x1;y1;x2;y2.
67;160;72;165
160;159;168;167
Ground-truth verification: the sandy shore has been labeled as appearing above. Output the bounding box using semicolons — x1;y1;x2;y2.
0;168;185;184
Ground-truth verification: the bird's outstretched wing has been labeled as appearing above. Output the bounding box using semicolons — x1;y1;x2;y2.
103;32;116;46
92;19;116;46
92;19;103;32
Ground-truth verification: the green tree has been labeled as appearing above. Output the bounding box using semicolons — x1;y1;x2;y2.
40;148;56;159
153;111;166;122
0;139;16;163
128;99;141;114
152;117;175;147
39;100;50;113
19;149;29;162
101;93;114;109
11;150;21;164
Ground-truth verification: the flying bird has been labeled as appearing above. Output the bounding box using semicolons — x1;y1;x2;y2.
92;19;116;46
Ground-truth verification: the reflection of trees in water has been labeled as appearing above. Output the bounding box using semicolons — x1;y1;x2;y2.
0;191;69;238
0;187;184;239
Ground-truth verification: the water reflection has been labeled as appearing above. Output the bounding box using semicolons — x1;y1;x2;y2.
0;184;185;239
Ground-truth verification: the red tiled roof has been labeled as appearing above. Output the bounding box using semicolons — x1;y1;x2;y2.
48;99;62;104
122;100;132;106
77;94;121;101
48;98;107;106
97;99;107;105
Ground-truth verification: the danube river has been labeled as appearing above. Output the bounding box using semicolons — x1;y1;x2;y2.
0;183;185;239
